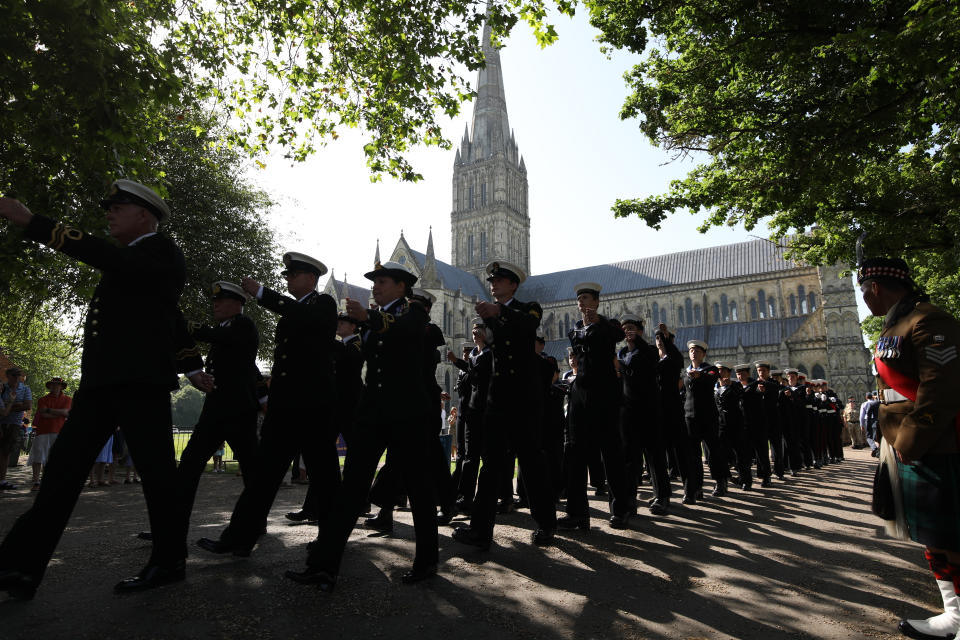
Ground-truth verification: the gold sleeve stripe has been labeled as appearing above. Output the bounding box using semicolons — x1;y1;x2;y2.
529;309;541;319
47;223;83;250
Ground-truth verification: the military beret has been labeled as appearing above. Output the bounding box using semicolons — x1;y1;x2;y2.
100;179;170;224
485;260;526;284
857;257;911;285
282;252;327;277
574;282;603;298
364;260;417;287
686;340;708;352
211;281;249;304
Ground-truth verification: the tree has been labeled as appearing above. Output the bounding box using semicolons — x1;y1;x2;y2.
0;313;82;402
586;0;960;314
170;378;205;429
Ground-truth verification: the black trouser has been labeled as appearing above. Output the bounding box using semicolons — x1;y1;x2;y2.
456;407;484;506
309;417;437;574
724;426;752;487
677;418;704;496
469;404;556;537
782;415;804;472
0;384;183;582
219;400;340;549
565;387;632;517
827;413;844;459
695;415;728;484
767;419;786;476
175;404;259;541
621;405;670;502
799;413;815;467
813;413;829;462
451;415;467;494
744;421;772;480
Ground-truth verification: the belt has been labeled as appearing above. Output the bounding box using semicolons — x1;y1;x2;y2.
880;388;910;404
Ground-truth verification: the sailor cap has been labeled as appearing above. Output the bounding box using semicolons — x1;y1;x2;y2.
100;179;170;224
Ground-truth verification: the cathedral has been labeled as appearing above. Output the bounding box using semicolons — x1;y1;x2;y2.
324;23;874;405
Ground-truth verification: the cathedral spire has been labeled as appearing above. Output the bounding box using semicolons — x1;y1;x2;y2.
464;17;510;160
421;226;441;288
374;238;380;264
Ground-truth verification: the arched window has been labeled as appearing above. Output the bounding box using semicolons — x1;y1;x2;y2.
768;297;776;318
749;299;758;320
464;315;471;337
712;302;720;323
694;304;702;325
789;294;797;315
660;308;667;324
685;298;693;325
809;292;817;312
564;313;570;334
558;320;563;337
812;364;826;380
480;232;487;262
677;306;685;326
467;235;474;264
798;285;807;314
443;302;449;334
797;364;808;375
730;301;738;321
652;302;659;322
721;294;729;321
758;291;767;319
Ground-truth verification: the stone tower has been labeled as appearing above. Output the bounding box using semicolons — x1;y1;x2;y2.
818;264;874;401
450;20;530;279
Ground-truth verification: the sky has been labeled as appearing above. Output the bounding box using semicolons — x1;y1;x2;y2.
252;10;872;323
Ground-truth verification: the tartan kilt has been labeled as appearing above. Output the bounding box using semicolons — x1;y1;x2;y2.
897;453;960;552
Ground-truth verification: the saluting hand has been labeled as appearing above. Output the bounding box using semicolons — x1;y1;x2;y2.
345;298;369;322
240;277;260;297
0;197;33;227
475;301;499;319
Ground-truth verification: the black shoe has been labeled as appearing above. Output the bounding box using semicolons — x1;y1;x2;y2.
436;509;453;526
896;619;955;640
401;564;437;584
196;537;252;557
496;499;516;514
556;515;590;531
741;483;752;491
285;510;317;523
364;512;394;533
515;499;529;509
609;514;630;529
114;562;185;593
285;567;337;592
776;474;785;481
531;528;555;546
0;569;38;600
593;485;608;497
649;499;669;516
761;478;773;488
681;493;697;505
696;490;704;499
136;531;153;541
712;478;728;497
451;527;492;551
790;470;799;477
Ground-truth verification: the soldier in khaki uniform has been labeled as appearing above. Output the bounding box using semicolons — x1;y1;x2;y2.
858;257;960;640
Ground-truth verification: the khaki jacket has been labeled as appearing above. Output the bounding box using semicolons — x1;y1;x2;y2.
877;300;960;458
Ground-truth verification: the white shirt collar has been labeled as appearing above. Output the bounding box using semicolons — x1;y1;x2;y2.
128;232;157;246
297;290;315;303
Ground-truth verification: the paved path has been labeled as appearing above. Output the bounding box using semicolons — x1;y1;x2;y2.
0;447;932;639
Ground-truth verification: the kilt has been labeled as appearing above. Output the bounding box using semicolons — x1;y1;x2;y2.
898;453;960;552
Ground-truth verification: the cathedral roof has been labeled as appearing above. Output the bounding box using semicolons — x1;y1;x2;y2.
673;316;808;349
518;237;803;303
408;250;490;300
325;277;371;306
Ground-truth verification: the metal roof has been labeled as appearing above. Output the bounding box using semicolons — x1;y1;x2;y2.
327;277;371;306
408;250;490;300
673;316;808;350
518;237;801;303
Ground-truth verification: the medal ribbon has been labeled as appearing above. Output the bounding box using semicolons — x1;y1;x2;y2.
874;356;960;442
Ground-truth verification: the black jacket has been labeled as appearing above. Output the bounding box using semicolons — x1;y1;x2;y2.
683;363;719;420
189;313;260;414
484;298;542;408
618;339;659;409
258;288;338;405
24;215;202;390
568;316;624;394
715;380;744;433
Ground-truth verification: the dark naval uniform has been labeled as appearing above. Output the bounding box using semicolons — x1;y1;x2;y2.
174;312;261;540
779;382;807;473
453;345;492;508
682;362;725;499
308;297;438;576
213;287;338;552
618;338;670;506
758;377;786;478
655;334;685;478
0;215;203;590
739;378;773;483
467;298;556;542
714;379;751;489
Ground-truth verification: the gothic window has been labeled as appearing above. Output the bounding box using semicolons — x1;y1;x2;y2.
712;302;720;322
798;285;807;313
684;298;693;325
443;302;449;334
564;313;571;334
694;304;702;325
749;299;758;320
467;235;474;264
464;315;471;337
558;320;563;337
808;292;817;312
721;294;729;321
789;294;797;315
481;182;487;206
812;364;826;380
398;255;406;265
660;308;668;324
469;186;474;209
768;296;776;318
446;309;453;335
480;232;487;262
652;302;659;323
677;306;685;327
730;301;738;321
758;291;766;318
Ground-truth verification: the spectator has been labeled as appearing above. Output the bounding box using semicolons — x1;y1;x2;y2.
88;430;115;488
1;367;33;491
843;396;867;449
27;377;72;490
860;391;881;456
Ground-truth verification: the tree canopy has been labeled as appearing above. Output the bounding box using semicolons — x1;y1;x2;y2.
585;0;960;312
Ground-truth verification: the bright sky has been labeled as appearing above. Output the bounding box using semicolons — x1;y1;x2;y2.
253;10;872;324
